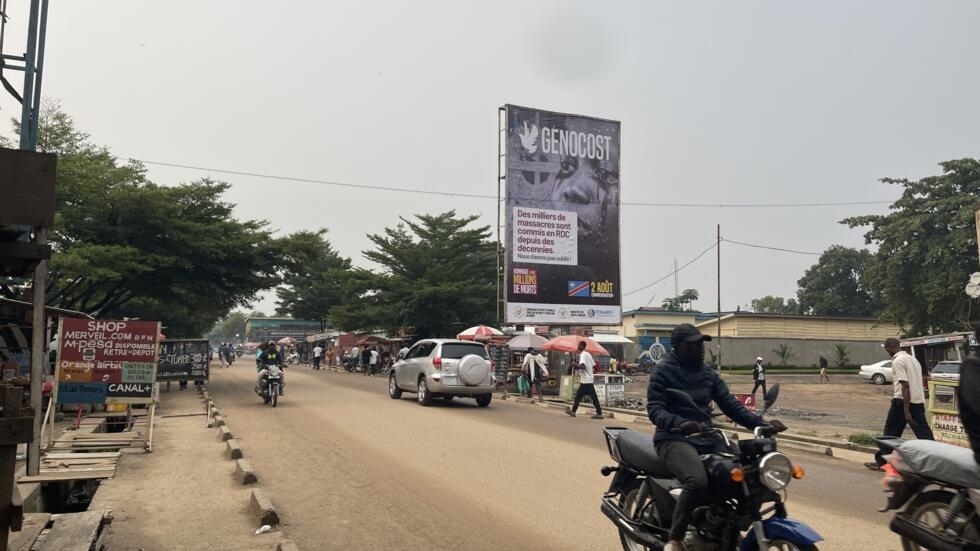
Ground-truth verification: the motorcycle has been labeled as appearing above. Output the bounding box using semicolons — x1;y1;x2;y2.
380;357;394;376
342;357;356;372
599;383;822;551
875;436;980;551
255;365;283;407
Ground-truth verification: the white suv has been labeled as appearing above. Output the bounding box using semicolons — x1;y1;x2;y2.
388;339;494;407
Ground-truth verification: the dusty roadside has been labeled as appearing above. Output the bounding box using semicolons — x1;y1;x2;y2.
87;386;283;551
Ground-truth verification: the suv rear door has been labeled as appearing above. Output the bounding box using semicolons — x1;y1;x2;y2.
437;342;491;387
399;341;435;388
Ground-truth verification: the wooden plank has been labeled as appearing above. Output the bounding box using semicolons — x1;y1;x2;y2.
42;452;120;460
42;458;117;466
35;510;108;551
18;470;115;483
8;513;51;551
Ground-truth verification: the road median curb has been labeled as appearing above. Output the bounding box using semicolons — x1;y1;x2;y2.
236;458;258;485
249;488;280;527
226;438;244;459
218;425;233;441
278;539;300;551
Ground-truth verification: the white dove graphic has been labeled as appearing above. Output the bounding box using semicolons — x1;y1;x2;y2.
519;121;538;153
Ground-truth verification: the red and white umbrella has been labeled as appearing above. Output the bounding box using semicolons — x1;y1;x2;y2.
456;325;504;341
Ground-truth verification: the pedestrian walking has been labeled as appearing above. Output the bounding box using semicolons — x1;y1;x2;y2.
565;341;604;419
368;346;378;376
313;343;323;370
350;345;360;370
522;347;549;401
751;356;767;396
865;337;934;471
326;346;336;368
818;355;830;383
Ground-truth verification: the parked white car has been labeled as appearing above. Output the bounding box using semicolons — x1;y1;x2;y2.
859;360;892;385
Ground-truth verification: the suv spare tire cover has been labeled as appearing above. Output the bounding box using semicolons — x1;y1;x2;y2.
458;354;490;386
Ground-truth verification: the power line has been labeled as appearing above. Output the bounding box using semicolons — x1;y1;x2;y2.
723;238;821;256
623;242;718;297
126;157;894;209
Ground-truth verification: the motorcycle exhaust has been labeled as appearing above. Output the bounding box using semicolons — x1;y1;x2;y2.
601;497;666;550
890;513;980;551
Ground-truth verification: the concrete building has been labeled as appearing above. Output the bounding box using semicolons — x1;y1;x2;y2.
598;308;903;367
695;312;902;367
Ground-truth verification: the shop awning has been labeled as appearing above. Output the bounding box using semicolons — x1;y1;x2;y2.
590;333;633;344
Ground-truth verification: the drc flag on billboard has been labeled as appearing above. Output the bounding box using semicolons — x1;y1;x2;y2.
568;281;590;298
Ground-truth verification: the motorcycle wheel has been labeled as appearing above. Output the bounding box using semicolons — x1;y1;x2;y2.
271;385;278;407
766;541;819;551
618;480;666;551
901;489;980;551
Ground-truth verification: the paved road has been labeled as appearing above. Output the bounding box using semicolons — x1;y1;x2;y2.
208;362;898;551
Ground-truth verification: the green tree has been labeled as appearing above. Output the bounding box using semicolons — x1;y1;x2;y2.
14;106;284;337
796;246;881;317
329;211;496;339
771;343;795;366
662;289;700;311
844;159;980;334
273;229;352;330
834;344;850;368
750;295;801;314
210;310;250;342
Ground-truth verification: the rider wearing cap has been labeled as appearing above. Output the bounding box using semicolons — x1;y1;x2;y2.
648;323;786;551
257;341;286;396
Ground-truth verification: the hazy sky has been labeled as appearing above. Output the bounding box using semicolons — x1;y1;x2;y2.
3;1;979;319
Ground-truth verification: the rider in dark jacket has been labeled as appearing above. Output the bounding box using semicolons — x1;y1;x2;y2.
257;341;285;395
647;323;785;551
958;323;980;464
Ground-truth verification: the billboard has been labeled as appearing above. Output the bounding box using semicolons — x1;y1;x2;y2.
157;339;211;382
503;105;621;325
56;318;161;404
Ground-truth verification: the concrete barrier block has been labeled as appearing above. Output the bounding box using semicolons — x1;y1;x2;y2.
213;414;226;427
218;425;233;441
236;459;258;485
249;489;280;526
226;439;244;459
277;539;300;551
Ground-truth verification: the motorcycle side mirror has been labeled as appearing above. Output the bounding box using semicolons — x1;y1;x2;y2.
762;383;780;414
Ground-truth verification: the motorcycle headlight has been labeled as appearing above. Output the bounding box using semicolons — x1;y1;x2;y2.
758;452;793;491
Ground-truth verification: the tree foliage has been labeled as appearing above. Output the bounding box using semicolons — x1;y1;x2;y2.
796;246;881;318
274;229;352;329
329;212;496;339
208;310;266;343
662;289;700;312
749;295;801;314
843;159;980;335
10;106;286;337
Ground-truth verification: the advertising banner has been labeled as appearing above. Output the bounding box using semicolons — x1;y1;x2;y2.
56;318;161;404
157;339;211;382
503;105;621;325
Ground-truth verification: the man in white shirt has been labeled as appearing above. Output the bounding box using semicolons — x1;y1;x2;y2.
351;345;360;370
368;347;379;376
565;340;604;419
867;337;935;471
313;344;323;370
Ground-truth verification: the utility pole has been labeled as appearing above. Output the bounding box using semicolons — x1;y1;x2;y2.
717;224;722;371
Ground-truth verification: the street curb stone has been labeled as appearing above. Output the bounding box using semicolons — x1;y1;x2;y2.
213;414;226;427
277;539;300;551
226;439;244;459
235;459;258;485
218;426;233;441
249;489;280;527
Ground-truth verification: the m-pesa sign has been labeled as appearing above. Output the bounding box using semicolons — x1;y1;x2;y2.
56;318;161;404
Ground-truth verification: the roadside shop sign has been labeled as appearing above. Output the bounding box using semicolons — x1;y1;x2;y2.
931;412;969;448
55;318;160;404
157;339;210;382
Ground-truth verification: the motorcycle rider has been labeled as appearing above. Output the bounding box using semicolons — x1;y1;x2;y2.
648;323;786;551
257;340;285;395
959;322;980;464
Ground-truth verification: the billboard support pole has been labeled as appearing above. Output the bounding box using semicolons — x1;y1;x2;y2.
716;224;722;372
497;107;506;326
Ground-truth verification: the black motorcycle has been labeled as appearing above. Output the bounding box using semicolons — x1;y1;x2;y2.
875;436;980;551
600;384;822;551
255;365;283;407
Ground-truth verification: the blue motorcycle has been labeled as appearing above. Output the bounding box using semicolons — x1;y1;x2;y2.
599;384;822;550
